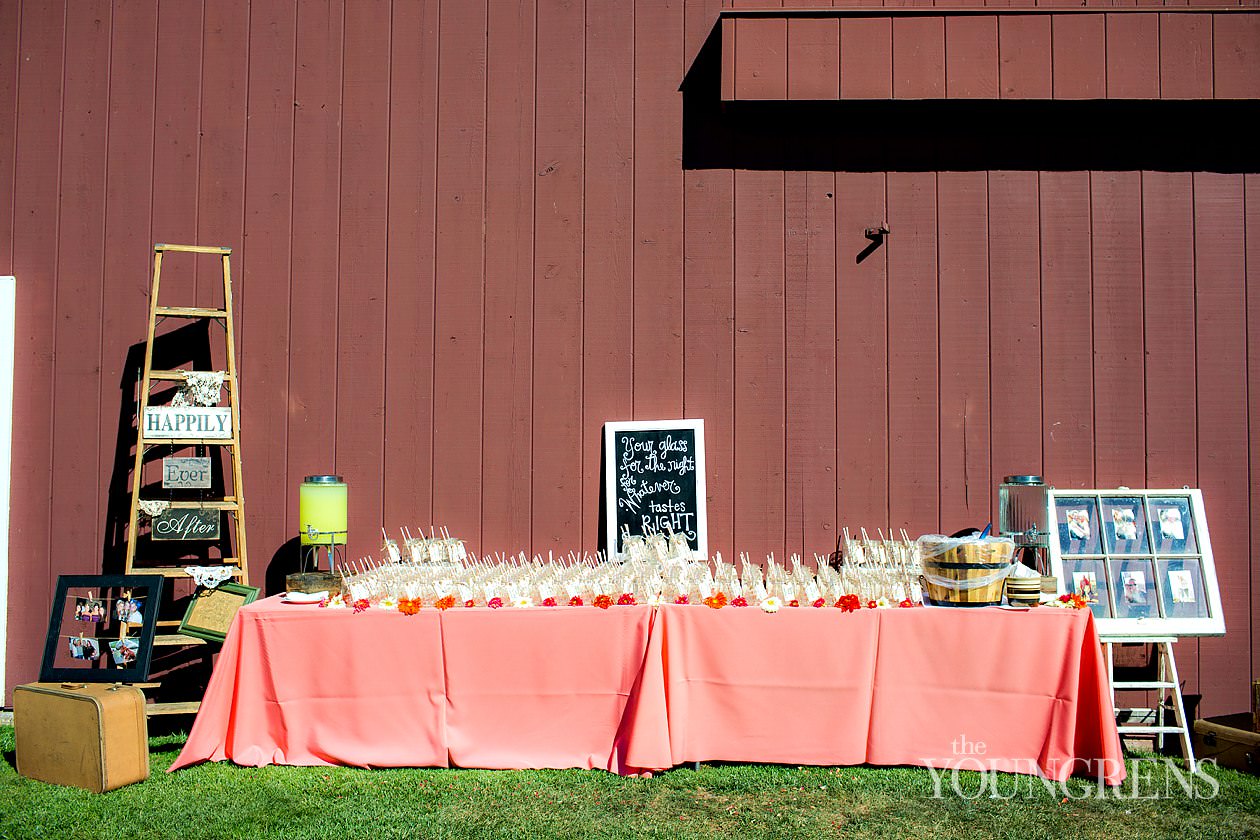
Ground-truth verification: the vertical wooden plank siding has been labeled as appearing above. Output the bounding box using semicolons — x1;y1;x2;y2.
0;1;20;272
50;3;111;578
97;0;157;577
987;172;1043;507
1106;13;1160;99
733;170;786;559
1090;172;1145;489
683;0;736;560
892;17;945;100
1142;170;1199;693
835;173;889;534
1040;172;1095;489
1160;13;1213;98
784;172;838;557
633;0;685;420
999;15;1052;99
787;17;839;101
583;0;632;553
7;1;1260;702
287;0;344;535
886;173;939;535
239;0;296;577
150;1;203;304
335;0;391;559
1051;13;1106;100
734;16;786;100
433;0;487;549
1214;15;1260;99
383;0;437;532
531;0;583;551
937;172;990;533
840;18;892;99
7;0;65;691
1194;173;1250;714
945;15;999;99
1247;174;1260;684
483;0;536;552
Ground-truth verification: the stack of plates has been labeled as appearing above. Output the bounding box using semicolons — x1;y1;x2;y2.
1005;578;1041;607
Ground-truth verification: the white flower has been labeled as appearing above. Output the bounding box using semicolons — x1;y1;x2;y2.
513;596;534;609
647;592;666;606
876;597;891;609
380;597;397;609
759;596;782;613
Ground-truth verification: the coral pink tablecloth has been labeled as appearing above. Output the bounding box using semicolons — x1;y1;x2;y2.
171;600;1123;784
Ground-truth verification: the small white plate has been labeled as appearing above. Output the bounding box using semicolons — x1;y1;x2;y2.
281;590;327;605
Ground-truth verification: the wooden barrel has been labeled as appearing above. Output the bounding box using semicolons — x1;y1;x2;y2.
918;536;1016;607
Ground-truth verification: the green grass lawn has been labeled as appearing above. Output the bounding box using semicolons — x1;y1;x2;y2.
1;726;1257;839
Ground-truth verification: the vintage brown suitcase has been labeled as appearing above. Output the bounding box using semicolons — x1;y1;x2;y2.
13;682;149;792
1192;713;1259;776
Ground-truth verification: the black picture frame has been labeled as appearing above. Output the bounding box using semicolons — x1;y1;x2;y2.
39;575;165;683
178;582;258;643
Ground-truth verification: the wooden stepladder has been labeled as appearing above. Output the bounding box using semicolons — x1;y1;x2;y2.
1106;636;1196;772
125;244;248;587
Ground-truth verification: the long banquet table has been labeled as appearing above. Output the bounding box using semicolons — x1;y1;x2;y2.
170;599;1125;783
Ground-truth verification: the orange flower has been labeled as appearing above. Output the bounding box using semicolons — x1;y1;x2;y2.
703;592;728;610
594;594;613;610
434;595;457;611
398;597;421;616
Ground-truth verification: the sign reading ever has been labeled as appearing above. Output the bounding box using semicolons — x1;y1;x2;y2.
603;419;707;559
143;406;232;439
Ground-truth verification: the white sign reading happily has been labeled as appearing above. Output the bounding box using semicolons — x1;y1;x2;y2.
143;407;232;439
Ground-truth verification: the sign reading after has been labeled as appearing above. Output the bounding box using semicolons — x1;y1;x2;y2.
152;509;220;541
143;406;232;439
603;419;707;559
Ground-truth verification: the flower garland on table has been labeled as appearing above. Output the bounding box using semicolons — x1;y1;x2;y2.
1049;593;1089;610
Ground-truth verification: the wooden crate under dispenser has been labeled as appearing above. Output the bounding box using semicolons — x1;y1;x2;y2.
286;571;341;597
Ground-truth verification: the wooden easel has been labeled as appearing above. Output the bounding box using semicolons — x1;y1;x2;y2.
1105;636;1196;772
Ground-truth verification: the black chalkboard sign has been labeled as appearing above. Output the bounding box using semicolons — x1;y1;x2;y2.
603;419;708;558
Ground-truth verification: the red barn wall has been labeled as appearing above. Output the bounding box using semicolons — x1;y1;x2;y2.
2;0;1258;714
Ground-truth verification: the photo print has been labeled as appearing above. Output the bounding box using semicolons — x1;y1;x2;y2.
1157;559;1210;619
1168;569;1195;604
74;596;104;623
1150;497;1197;554
1112;509;1138;542
67;636;100;661
1056;497;1101;555
1102;497;1149;554
1066;510;1091;541
1158;508;1185;541
1121;570;1147;604
1072;571;1099;602
109;638;139;667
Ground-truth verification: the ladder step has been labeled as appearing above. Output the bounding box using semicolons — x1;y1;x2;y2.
155;243;231;255
140;437;239;446
148;369;235;382
1117;725;1186;734
153;633;208;646
154;306;230;318
135;564;243;579
150;499;239;510
1114;681;1178;690
145;701;202;716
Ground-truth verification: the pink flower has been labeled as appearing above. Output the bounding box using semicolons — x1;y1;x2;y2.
812;598;827;608
487;597;504;610
731;596;749;608
673;594;690;605
352;599;370;613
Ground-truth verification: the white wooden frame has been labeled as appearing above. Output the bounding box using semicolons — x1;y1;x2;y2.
1048;488;1225;638
603;419;708;560
0;277;15;699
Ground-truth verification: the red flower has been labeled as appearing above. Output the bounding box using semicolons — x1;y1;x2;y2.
594;594;613;610
617;593;637;606
866;600;878;610
352;598;370;613
487;597;504;610
435;596;457;611
731;596;749;608
837;594;861;613
788;599;800;608
567;595;584;607
674;594;690;605
898;598;915;608
812;597;827;608
541;597;558;607
463;599;477;609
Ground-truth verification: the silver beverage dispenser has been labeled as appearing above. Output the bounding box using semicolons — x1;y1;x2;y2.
998;475;1051;574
